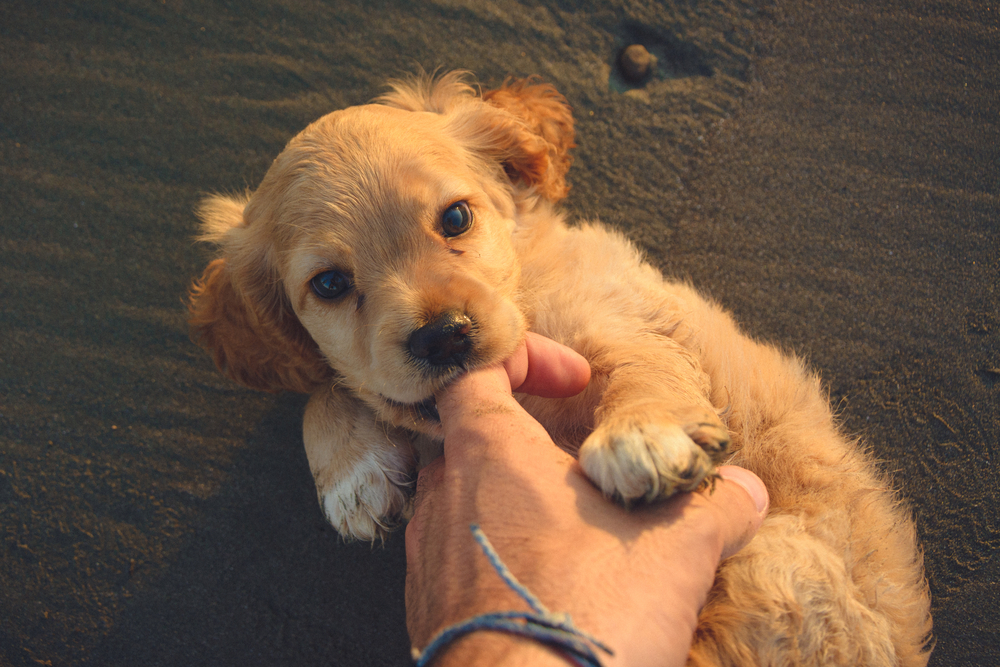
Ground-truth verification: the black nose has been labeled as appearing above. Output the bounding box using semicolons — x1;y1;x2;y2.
408;311;473;366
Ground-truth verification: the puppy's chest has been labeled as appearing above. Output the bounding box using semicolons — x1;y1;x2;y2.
516;224;674;344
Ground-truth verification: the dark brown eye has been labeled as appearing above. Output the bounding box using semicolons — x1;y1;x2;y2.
441;201;473;237
310;270;352;299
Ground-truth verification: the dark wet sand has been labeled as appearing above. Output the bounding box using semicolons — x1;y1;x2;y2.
1;1;996;665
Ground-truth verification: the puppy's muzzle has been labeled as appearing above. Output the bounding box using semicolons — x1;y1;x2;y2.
408;311;473;367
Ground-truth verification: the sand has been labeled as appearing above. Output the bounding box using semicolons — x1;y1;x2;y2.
0;0;996;665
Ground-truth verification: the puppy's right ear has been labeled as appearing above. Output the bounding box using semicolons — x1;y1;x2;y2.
188;194;331;394
482;78;576;202
379;71;576;202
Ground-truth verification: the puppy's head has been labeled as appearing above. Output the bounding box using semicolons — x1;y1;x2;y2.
189;72;575;434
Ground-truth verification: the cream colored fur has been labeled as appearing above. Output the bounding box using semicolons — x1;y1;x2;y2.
188;72;931;665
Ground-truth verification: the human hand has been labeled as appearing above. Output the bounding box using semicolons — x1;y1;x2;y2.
405;333;769;667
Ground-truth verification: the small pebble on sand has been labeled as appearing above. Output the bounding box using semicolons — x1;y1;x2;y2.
619;44;656;83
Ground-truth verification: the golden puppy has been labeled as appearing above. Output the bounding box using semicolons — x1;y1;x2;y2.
189;72;931;665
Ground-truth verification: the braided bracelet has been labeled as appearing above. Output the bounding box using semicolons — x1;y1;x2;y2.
411;524;614;667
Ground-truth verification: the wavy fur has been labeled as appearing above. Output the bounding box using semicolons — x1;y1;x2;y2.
187;72;931;665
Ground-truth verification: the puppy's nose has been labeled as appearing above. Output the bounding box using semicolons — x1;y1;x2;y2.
409;311;473;366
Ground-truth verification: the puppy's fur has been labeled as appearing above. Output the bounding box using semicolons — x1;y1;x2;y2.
189;72;931;666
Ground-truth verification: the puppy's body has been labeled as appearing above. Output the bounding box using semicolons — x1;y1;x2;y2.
189;73;931;666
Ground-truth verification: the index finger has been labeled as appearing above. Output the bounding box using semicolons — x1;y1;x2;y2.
434;334;588;465
433;355;542;466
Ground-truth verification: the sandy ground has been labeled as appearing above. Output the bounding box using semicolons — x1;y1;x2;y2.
1;1;996;665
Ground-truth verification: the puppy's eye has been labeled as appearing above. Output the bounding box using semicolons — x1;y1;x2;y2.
310;270;352;300
441;201;473;237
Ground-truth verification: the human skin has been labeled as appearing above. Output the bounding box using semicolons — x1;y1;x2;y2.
405;333;769;667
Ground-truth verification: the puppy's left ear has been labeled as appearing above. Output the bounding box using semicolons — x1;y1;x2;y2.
188;194;332;395
482;78;576;202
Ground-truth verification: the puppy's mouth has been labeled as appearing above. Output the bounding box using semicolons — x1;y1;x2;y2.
376;362;475;427
383;394;440;423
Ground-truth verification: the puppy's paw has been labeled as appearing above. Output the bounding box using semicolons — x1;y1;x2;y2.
579;405;730;504
319;467;413;542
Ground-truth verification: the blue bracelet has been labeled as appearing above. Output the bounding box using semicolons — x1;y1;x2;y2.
411;524;614;667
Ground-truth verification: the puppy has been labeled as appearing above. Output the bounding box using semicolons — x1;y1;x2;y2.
189;72;931;666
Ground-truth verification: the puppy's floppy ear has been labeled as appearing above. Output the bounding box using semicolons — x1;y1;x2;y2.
482;77;576;202
188;194;331;394
378;71;576;202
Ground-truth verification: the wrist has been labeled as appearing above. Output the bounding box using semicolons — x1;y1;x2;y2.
430;631;575;667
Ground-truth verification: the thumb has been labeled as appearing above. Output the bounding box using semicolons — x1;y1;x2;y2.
713;466;770;560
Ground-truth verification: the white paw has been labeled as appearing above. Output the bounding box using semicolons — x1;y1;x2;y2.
319;464;413;542
579;410;729;503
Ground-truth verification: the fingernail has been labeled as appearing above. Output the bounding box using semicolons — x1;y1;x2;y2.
719;466;769;515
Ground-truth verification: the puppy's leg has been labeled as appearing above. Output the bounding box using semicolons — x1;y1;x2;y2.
689;513;904;667
678;288;933;666
304;384;416;541
578;335;730;503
